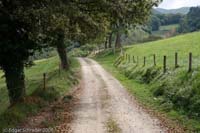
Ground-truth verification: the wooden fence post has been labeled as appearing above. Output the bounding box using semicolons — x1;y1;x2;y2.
163;56;167;73
133;56;135;63
153;54;156;66
188;52;192;72
175;52;179;68
43;73;46;90
143;56;146;67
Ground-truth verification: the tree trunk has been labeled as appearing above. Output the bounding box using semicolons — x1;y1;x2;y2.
57;43;69;70
56;30;69;70
105;38;108;49
108;32;112;48
4;63;25;105
115;31;121;48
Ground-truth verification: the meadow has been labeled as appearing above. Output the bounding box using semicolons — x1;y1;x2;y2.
126;31;200;70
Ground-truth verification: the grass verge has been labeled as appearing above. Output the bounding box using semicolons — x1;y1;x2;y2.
0;57;80;132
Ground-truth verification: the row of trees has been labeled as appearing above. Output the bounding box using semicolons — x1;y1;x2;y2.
179;7;200;33
148;7;200;33
148;13;184;31
0;0;160;105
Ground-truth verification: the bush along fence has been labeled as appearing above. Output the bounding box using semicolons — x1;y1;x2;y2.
116;52;194;73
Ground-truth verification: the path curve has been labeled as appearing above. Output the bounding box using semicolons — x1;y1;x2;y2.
71;58;167;133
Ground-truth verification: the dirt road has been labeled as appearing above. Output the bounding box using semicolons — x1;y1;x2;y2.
71;58;167;133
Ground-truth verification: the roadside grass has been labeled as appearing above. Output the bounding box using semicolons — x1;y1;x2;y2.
94;48;200;132
0;57;80;131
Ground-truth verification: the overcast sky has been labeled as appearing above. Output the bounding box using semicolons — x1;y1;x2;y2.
158;0;200;9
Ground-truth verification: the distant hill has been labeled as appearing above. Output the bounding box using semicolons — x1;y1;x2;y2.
154;7;190;14
152;9;162;14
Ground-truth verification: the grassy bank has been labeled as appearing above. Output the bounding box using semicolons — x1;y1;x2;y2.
126;31;200;69
0;57;80;131
94;44;200;132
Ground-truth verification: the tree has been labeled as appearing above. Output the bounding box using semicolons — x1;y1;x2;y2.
0;0;160;105
187;7;200;32
105;0;160;48
178;7;200;33
40;0;110;69
108;32;113;48
0;0;48;104
148;15;161;31
156;14;183;25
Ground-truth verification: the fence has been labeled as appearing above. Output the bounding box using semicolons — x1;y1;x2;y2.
122;52;194;73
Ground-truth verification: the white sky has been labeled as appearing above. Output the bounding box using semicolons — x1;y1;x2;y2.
158;0;200;9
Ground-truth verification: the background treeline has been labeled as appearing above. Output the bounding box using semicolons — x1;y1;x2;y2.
148;7;200;33
179;7;200;33
148;13;183;31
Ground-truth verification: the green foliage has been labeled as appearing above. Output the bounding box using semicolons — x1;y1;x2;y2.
0;0;54;104
148;15;161;31
179;7;200;33
147;13;183;33
70;48;89;57
150;70;200;118
157;14;183;25
0;0;159;104
106;0;160;48
122;26;150;44
70;44;96;57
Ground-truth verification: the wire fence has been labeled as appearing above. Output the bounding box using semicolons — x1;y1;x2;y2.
122;52;198;73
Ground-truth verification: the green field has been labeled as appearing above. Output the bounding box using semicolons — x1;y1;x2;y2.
126;31;200;69
95;31;200;132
